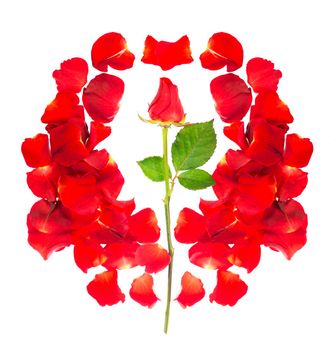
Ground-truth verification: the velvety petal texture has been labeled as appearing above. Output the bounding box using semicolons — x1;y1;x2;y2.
129;273;159;308
176;272;205;308
142;35;193;70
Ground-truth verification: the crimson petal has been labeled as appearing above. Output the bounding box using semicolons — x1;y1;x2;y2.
83;73;124;123
210;74;252;123
283;133;313;168
22;134;51;168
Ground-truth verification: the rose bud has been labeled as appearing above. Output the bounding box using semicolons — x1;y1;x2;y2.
148;78;185;124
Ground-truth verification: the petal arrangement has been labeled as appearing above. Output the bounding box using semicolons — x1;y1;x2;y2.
22;32;313;333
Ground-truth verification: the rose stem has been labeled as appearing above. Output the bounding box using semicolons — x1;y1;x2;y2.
162;126;174;334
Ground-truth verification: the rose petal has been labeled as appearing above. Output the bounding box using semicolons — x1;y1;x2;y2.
103;241;139;270
91;32;135;71
82;73;124;123
246;57;282;93
189;242;231;270
129;273;159;308
176;271;205;308
135;243;170;273
87;270;125;306
86;122;111;151
52;57;88;93
228;239;261;273
174;208;207;243
223;122;248;150
200;32;243;71
283;133;313;168
210;74;252;123
22;134;51;168
141;35;193;70
128;208;160;243
209;270;248;306
73;240;105;273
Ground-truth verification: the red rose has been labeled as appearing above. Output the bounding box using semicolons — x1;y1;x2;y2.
148;77;185;123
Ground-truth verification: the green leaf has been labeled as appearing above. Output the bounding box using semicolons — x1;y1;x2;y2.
178;169;215;190
171;120;217;171
137;156;171;182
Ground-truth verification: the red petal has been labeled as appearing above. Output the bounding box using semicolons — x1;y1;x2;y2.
246;118;286;166
176;272;205;308
174;208;207;243
73;240;105;273
246;57;282;93
82;149;110;171
22;134;51;168
283;133;313;168
251;91;293;125
262;200;308;259
276;165;308;201
26;164;61;201
228;239;261;273
129;273;159;308
200;32;243;71
27;225;72;260
135;243;170;273
103;241;139;270
82;73;124;123
86;122;111;151
49;121;89;166
41;92;84;125
223;122;248;150
52;58;88;93
87;270;125;306
28;200;73;235
148;77;185;123
141;35;193;70
128;209;160;243
189;242;231;270
58;174;98;216
97;157;124;203
210;74;252;123
91;32;135;71
212;157;236;201
209;270;248;306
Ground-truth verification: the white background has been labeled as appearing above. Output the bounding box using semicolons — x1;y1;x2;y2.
1;0;335;348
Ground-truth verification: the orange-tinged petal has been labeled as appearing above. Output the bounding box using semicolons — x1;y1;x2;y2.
103;241;139;270
52;57;88;93
210;270;248;306
129;273;159;308
176;272;205;308
135;243;170;273
87;270;125;306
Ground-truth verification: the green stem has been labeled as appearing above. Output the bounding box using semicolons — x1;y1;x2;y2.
162;127;174;334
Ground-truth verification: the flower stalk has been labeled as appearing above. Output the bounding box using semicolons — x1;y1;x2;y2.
162;126;174;334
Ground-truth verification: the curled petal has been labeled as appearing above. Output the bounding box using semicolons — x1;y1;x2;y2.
251;91;293;125
176;272;205;308
129;273;159;308
103;241;139;270
83;73;124;123
128;209;160;243
52;57;88;93
141;35;193;70
91;32;135;71
22;134;51;168
200;32;243;71
210;270;248;306
58;174;98;217
86;122;111;151
210;74;252;123
189;242;231;270
283;133;313;168
74;240;105;273
135;243;170;273
174;208;207;243
148;77;185;123
223;122;248;150
246;57;282;93
87;270;125;306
